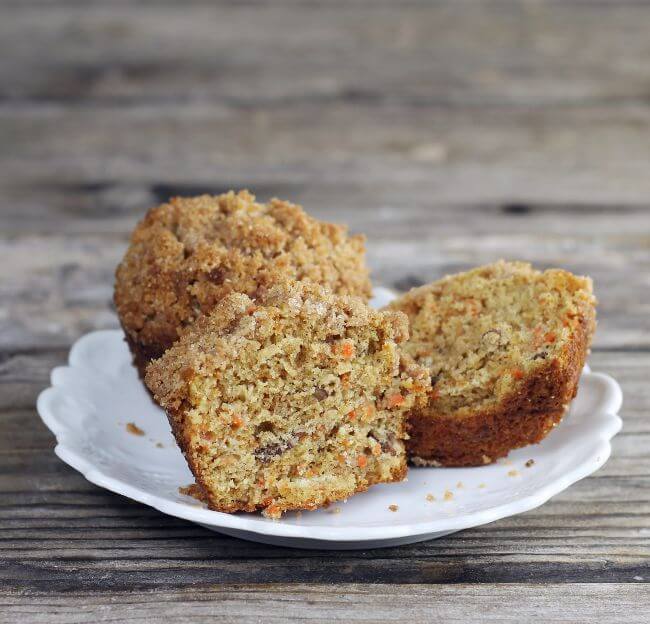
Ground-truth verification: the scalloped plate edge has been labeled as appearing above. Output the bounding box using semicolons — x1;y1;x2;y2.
36;329;623;545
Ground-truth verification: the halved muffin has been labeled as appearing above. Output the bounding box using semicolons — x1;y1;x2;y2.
115;190;371;376
387;261;596;466
145;282;430;517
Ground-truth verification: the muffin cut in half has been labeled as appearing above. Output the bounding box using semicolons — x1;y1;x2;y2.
387;261;596;467
115;190;371;376
145;282;430;517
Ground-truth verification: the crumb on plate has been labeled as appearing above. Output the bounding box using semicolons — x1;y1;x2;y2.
126;422;145;436
179;482;208;503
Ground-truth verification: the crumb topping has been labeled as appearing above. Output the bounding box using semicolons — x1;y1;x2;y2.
115;190;372;367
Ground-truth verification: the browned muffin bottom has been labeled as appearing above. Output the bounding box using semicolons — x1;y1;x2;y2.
145;281;430;518
114;190;371;376
387;261;597;467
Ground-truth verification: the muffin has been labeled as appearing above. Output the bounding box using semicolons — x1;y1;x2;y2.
387;261;596;467
115;190;371;376
145;281;430;517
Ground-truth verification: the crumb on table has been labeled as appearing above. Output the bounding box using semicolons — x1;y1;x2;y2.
126;422;145;436
426;493;435;502
508;469;520;477
388;504;399;512
444;489;454;501
525;459;535;468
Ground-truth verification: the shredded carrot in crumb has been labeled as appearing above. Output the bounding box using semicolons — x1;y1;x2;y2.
257;477;265;487
544;332;556;343
363;402;375;421
340;342;355;359
430;388;440;400
357;455;368;468
231;414;244;428
265;504;281;517
246;305;257;315
339;373;350;387
180;366;195;382
511;368;524;380
337;454;347;465
387;393;405;408
347;409;357;421
372;443;382;456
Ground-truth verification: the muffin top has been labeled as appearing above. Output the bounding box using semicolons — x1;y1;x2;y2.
114;190;372;359
387;260;596;417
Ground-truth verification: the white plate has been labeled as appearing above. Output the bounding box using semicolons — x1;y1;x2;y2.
37;288;622;550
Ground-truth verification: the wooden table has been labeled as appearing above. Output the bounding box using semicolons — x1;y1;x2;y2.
2;1;649;621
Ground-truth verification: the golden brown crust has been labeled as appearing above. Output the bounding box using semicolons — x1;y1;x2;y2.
407;309;593;465
115;190;371;373
121;326;166;380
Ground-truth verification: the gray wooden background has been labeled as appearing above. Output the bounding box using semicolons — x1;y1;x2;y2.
2;1;649;622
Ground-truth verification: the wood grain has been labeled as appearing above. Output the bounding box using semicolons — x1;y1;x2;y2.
1;584;649;624
1;0;648;620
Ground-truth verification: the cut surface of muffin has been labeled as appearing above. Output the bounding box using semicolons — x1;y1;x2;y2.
115;190;371;375
145;282;430;517
387;261;596;467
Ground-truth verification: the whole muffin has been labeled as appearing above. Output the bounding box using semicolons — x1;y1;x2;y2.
114;190;372;375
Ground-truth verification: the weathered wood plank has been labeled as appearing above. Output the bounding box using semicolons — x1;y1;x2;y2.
1;583;649;624
1;540;648;589
4;181;650;237
3;1;650;108
3;104;650;207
